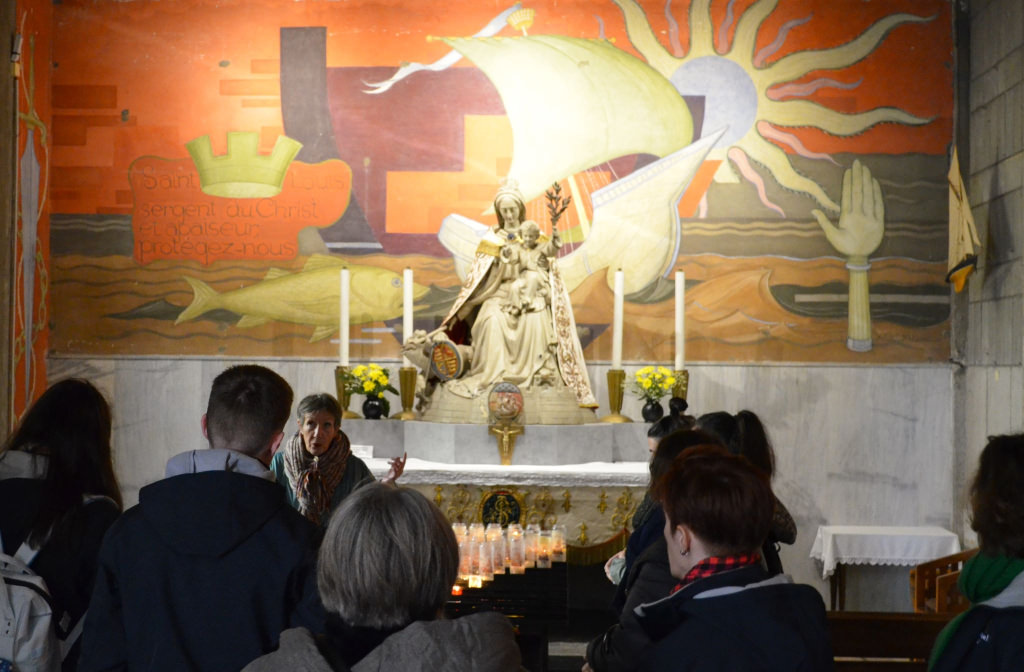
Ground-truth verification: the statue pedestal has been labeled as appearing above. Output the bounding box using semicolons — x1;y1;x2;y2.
421;384;596;425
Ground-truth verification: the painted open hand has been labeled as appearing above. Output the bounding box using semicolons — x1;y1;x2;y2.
811;160;885;262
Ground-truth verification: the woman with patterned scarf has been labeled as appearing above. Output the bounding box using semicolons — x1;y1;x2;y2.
270;393;405;526
929;434;1024;672
631;444;831;671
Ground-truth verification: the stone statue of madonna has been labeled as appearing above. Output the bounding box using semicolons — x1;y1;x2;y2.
407;180;597;424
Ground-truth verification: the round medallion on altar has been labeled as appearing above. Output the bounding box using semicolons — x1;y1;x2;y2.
479;489;524;527
488;382;524;423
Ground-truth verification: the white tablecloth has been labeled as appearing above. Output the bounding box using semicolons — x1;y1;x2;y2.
810;525;961;579
364;456;650;487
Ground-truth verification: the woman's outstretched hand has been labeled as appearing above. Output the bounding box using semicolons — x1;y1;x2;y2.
383;452;407;484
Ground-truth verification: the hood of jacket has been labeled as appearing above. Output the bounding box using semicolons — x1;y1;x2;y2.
0;449;47;481
139;449;287;558
982;569;1024;609
352;612;521;672
636;564;829;668
243;613;522;672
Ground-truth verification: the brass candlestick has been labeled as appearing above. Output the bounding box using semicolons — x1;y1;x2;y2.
334;366;361;419
391;366;418;420
672;369;689;401
600;368;631;423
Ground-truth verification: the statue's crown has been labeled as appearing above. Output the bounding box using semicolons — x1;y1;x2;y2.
186;132;303;198
495;177;525;205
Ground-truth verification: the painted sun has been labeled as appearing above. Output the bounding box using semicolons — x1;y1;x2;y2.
613;0;934;215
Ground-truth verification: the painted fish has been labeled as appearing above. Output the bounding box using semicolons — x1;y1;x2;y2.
175;254;429;341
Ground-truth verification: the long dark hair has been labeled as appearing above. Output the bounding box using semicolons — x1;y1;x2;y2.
3;379;123;545
696;409;775;478
648;428;722;484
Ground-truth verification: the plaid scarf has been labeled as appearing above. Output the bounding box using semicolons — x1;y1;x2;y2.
672;553;762;593
282;431;350;525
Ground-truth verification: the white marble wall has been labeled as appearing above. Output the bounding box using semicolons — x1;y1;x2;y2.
48;356;954;608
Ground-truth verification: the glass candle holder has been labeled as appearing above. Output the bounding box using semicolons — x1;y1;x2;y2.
458;539;472;581
536;530;552;569
523;526;539;568
469;522;486;544
508;533;526;574
491;537;507;573
478;541;495;582
452;522;468;545
485;523;503;541
551;523;567;562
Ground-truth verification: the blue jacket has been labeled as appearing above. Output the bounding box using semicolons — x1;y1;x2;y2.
635;564;832;671
931;570;1024;672
79;453;325;672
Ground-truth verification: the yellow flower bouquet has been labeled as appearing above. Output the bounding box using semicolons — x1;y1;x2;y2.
630;365;676;404
342;363;398;417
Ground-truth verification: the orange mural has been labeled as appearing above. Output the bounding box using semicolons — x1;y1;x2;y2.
40;0;953;368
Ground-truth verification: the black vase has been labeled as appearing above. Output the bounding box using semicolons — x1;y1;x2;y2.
362;396;385;420
641;400;664;423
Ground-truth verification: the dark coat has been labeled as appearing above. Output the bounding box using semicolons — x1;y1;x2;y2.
0;477;119;671
587;536;677;672
78;470;325;672
930;606;1024;672
612;500;665;613
636;564;832;671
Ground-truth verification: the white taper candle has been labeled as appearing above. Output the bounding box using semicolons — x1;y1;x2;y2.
403;268;414;367
612;270;624;369
675;271;685;370
339;268;350;367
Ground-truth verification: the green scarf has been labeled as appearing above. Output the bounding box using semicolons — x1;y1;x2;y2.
927;552;1024;670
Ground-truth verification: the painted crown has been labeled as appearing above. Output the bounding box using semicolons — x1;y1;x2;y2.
186;132;303;198
507;8;535;35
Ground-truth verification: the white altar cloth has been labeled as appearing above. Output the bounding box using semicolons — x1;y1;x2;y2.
366;457;650;488
810;525;961;580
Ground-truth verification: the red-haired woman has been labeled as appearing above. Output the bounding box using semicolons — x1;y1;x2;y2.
634;445;830;670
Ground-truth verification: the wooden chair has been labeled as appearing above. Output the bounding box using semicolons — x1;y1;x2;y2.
909;548;978;614
828;611;952;671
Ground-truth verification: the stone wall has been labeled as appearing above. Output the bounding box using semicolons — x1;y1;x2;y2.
956;0;1024;547
50;355;953;608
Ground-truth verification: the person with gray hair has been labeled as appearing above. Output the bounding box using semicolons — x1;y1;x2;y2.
244;482;522;672
270;392;405;527
80;365;325;672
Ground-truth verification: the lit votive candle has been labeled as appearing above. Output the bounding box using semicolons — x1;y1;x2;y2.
551;524;567;563
508;534;526;574
469;522;486;544
524;525;540;568
478;541;494;582
536;531;552;569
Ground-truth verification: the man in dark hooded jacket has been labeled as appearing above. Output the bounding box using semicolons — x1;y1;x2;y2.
79;365;325;672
